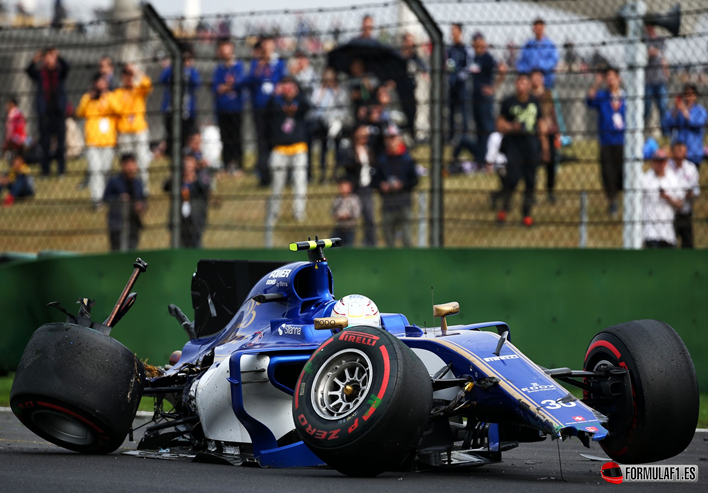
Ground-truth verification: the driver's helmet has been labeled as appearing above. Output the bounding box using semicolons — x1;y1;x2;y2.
332;294;381;328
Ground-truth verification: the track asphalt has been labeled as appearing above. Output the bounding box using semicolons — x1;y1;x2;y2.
0;412;705;492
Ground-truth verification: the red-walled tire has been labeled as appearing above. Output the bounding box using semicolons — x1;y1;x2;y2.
584;320;698;464
10;323;145;454
293;326;432;477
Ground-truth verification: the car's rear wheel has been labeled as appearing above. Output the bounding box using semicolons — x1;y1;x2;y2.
293;326;432;477
584;319;698;463
11;323;145;454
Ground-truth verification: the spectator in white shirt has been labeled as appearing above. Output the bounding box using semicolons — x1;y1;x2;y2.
668;141;700;249
641;149;684;248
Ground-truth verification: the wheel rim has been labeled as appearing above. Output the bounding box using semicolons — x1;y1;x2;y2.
311;348;373;420
32;410;94;446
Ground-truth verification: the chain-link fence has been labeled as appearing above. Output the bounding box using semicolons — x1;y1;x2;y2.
1;1;707;252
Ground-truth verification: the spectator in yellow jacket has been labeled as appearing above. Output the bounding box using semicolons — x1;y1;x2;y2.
76;74;120;206
114;63;153;190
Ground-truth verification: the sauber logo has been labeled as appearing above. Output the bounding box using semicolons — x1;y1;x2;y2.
340;331;379;346
483;355;519;362
268;269;292;279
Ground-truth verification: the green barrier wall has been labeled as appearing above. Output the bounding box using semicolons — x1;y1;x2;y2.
1;249;706;389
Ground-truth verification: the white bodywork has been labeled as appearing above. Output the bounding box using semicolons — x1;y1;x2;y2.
191;354;294;443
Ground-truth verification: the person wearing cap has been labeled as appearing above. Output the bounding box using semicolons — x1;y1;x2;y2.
75;73;121;207
247;35;288;186
160;48;201;151
103;153;146;251
662;84;707;167
212;38;246;175
375;123;418;247
668;141;700;248
113;63;153;189
587;67;626;217
641;149;683;249
264;76;311;225
515;18;558;89
446;23;470;142
470;31;506;162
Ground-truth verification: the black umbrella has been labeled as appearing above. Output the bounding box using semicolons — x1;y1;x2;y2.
327;38;416;130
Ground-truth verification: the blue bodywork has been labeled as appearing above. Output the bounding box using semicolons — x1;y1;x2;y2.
152;255;609;468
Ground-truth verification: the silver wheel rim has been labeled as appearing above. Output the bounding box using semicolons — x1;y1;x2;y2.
32;410;94;446
311;348;373;421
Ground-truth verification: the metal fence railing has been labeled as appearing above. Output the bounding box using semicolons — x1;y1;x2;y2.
1;1;707;252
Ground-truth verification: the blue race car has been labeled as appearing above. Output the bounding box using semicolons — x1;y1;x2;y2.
10;238;699;477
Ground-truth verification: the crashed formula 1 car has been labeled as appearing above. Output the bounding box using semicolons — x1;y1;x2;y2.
10;238;699;476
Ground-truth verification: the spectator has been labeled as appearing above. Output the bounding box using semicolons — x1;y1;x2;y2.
3;96;27;160
559;40;585;73
357;14;374;41
375;124;418;247
331;179;362;247
75;73;120;207
310;67;350;183
586;67;626;217
530;68;560;203
644;25;670;133
114;63;153;190
446;23;469;141
0;154;35;207
185;132;208;169
470;32;506;161
338;124;378;246
349;58;379;118
103;153;146;251
668;141;700;249
516;18;559;88
164;154;210;248
399;32;429;135
641;149;683;249
98;55;118;90
25;46;70;177
495;73;548;226
212;38;245;175
247;35;288;186
265;77;311;224
365;86;395;158
290;51;317;100
160;49;201;152
662;84;707;167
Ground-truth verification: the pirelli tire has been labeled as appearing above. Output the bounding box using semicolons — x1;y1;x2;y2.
293;326;432;477
584;319;698;464
10;323;145;454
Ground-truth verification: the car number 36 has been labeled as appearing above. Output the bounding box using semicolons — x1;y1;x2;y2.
541;399;577;410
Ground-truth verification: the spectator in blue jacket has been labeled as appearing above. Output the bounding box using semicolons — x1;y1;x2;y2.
662;84;707;167
247;36;288;186
516;18;559;89
375;124;419;247
212;39;245;174
103;153;146;251
586;68;626;217
25;46;70;177
160;49;202;151
446;23;470;141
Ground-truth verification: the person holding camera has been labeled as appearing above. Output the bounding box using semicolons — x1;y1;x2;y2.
113;63;153;191
641;149;683;249
25;46;70;177
76;73;120;207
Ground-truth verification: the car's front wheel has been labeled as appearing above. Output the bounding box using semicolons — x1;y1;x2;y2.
293;326;432;477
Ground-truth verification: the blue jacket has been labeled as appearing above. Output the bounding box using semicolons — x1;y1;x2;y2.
586;89;626;147
446;43;469;88
25;57;70;116
159;65;202;119
375;148;419;211
516;37;558;88
103;174;146;232
662;104;707;164
246;57;288;110
211;61;245;113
